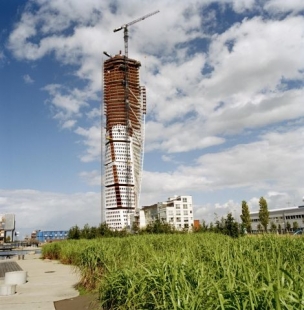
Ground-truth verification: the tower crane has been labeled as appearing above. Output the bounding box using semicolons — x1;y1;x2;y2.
113;10;160;59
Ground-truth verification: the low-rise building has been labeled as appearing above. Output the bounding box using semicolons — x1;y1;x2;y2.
139;195;194;231
36;230;68;243
250;205;304;233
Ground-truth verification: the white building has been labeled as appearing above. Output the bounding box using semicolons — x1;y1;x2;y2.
250;205;304;233
139;195;194;231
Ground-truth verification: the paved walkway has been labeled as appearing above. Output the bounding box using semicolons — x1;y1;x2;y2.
0;252;80;310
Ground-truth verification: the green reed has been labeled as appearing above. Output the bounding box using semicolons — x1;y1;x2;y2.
42;234;304;309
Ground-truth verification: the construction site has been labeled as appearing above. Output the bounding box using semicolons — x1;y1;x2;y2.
103;11;158;230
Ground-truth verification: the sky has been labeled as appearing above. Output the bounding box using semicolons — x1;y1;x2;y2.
0;0;304;238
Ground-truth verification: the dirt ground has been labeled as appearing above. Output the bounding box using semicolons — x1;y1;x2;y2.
54;294;101;310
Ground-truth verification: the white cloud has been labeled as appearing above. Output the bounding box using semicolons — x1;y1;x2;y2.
61;119;77;129
192;127;304;191
9;1;304;158
265;0;304;14
231;0;256;13
145;120;225;153
79;170;101;186
86;107;101;119
0;189;101;238
43;84;90;117
23;74;34;84
204;16;304;98
75;125;101;162
141;127;304;206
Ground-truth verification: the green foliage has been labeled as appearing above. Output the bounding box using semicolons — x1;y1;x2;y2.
240;200;251;233
43;234;304;309
293;221;299;231
224;213;239;238
141;219;176;234
270;221;277;233
68;225;81;240
196;214;240;238
67;223;127;240
258;197;269;232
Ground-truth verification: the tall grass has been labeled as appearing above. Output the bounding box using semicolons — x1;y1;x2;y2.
42;234;304;309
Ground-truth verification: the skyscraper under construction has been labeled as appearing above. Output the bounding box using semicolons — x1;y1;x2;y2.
103;54;146;230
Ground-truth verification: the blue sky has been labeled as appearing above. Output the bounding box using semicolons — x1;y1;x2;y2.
0;0;304;238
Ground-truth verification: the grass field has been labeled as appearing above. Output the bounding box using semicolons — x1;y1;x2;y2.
42;233;304;309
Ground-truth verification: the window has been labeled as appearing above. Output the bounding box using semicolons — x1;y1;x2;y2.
182;198;187;202
176;204;181;209
183;210;188;215
183;204;187;209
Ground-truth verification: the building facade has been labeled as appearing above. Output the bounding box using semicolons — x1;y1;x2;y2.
250;205;304;233
103;54;146;230
35;230;68;243
140;195;194;231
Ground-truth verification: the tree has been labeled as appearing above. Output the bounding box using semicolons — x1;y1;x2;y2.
132;221;140;234
215;217;225;234
293;221;299;232
270;222;277;233
68;225;81;239
240;200;251;233
201;220;209;232
257;223;262;233
286;221;291;232
143;219;176;234
81;224;92;239
97;222;112;237
224;213;239;238
258;197;269;232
